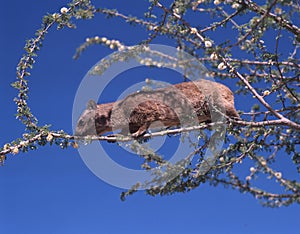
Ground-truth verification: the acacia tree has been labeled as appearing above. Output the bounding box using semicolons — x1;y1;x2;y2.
1;0;299;207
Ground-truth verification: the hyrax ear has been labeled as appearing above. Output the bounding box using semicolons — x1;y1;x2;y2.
87;100;97;110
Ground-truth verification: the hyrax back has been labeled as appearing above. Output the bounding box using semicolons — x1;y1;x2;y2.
75;79;239;137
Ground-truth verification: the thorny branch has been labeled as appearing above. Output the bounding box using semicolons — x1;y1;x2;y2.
1;116;298;157
244;0;300;36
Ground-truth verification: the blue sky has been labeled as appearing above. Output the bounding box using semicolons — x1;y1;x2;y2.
1;1;299;233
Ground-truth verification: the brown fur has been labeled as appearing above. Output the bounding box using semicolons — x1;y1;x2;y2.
75;79;240;137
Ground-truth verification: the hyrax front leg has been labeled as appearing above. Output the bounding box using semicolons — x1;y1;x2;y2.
131;123;150;138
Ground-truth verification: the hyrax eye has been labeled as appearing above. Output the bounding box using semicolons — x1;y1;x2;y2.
99;115;106;124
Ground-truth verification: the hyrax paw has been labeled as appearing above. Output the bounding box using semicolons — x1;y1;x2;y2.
131;131;143;138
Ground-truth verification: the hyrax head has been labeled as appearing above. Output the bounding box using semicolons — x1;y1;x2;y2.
75;100;98;136
75;100;112;136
